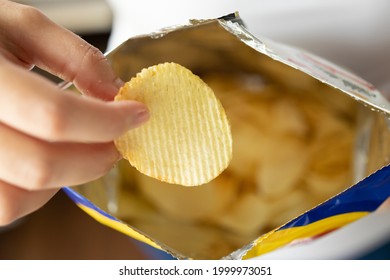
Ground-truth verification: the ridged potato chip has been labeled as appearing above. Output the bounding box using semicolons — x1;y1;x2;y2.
115;62;232;186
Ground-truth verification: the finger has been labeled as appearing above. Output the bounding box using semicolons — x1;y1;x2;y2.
0;122;120;190
0;60;149;143
0;180;58;226
1;1;121;100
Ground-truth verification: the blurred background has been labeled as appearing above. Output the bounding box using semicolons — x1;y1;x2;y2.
1;0;390;260
14;0;112;35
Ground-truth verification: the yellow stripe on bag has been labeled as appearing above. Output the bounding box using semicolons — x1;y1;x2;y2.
243;211;368;259
78;204;162;251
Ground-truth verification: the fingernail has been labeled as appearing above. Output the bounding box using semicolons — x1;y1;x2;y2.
114;77;125;89
128;105;150;129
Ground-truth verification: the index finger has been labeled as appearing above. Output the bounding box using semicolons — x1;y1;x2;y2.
0;58;149;143
1;1;121;100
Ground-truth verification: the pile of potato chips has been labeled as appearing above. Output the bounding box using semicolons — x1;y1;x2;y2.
113;65;358;259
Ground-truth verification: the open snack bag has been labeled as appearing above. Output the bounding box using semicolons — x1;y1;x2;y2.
63;13;390;260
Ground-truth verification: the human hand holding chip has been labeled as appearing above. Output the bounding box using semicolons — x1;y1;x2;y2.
0;0;149;226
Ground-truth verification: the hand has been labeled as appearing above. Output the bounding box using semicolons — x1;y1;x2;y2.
0;0;149;225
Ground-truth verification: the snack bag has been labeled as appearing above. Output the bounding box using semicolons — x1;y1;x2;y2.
63;13;390;259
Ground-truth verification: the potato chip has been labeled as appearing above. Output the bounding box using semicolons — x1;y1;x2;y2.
268;190;314;228
115;62;232;186
215;193;271;236
256;137;309;197
136;171;238;221
269;98;308;137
